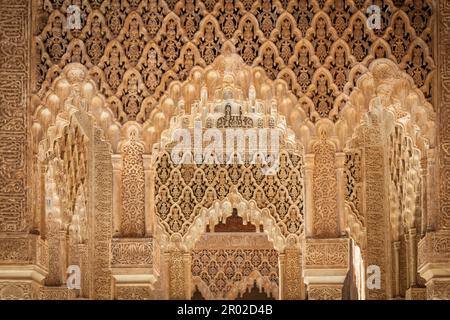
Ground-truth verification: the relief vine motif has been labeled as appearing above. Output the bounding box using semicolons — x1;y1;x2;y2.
312;139;338;238
0;0;30;233
120;131;146;237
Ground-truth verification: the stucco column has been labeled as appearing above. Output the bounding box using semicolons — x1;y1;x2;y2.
282;248;304;300
39;162;48;238
426;149;437;231
111;154;122;237
408;228;418;287
419;158;428;237
278;253;286;300
168;249;191;300
393;241;401;297
304;154;314;238
335;152;346;236
142;155;154;237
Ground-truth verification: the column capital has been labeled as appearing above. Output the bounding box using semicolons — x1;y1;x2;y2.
304;154;315;168
418;231;450;282
142;154;153;169
302;238;350;285
111;154;122;170
335;152;346;168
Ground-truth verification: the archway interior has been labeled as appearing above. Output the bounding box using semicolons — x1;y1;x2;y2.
151;70;306;299
191;207;279;300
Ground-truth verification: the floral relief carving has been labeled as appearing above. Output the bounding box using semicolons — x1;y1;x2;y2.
304;239;349;268
111;239;153;267
120;130;146;237
308;285;342;300
312;139;338;238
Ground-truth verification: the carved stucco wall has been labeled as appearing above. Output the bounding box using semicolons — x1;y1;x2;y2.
32;0;435;121
1;0;450;300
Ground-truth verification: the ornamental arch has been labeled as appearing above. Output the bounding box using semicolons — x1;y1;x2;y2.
26;50;435;300
1;0;448;301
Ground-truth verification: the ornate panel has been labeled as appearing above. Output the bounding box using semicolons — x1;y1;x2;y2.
438;0;450;229
312;138;338;238
426;279;450;300
32;0;435;125
283;248;303;300
417;231;450;270
154;149;304;239
39;286;76;300
344;151;363;224
92;128;113;299
115;285;151;300
364;144;389;299
0;235;48;268
111;238;153;267
304;238;349;269
0;0;30;232
120;131;146;237
308;284;342;300
0;282;36;300
191;233;279;300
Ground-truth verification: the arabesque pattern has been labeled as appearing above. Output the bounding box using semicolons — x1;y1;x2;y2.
33;0;435;124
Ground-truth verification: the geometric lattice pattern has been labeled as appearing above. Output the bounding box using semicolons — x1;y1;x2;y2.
34;0;435;124
192;247;279;299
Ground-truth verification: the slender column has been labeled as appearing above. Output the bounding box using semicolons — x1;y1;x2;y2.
393;241;401;297
78;243;89;298
426;149;436;231
420;158;428;237
168;249;190;299
408;228;418;287
60;230;68;285
111;155;122;237
39;162;48;238
278;253;286;300
183;253;192;299
142;155;154;236
335;152;346;236
304;154;314;238
282;248;304;299
404;234;411;287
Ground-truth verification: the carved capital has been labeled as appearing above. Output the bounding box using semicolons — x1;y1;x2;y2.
0;235;48;271
111;238;154;268
426;278;450;300
405;287;427;300
304;238;350;269
115;285;152;300
307;284;343;300
303;238;350;288
0;281;39;300
39;286;77;300
418;231;450;282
